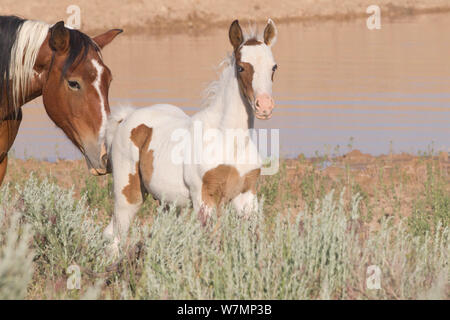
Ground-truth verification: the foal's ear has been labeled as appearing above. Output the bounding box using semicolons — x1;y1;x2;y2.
229;20;244;50
49;21;70;53
263;18;277;47
93;29;123;49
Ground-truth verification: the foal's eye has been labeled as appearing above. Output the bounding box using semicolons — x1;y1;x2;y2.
68;80;81;90
237;65;244;73
272;64;278;72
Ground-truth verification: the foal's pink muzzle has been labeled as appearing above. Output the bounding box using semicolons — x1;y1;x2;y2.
254;93;274;120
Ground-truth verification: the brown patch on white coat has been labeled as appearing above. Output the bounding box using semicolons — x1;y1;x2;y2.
198;19;278;214
229;19;278;120
121;124;154;204
230;21;256;103
201;164;261;209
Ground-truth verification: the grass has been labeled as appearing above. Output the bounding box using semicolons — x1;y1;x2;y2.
0;151;448;299
0;204;34;299
409;162;449;237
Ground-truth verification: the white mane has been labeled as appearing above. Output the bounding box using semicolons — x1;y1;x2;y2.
200;54;235;109
10;20;49;108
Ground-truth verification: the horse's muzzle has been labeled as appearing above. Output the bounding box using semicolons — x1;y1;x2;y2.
84;142;109;175
90;167;108;176
254;93;274;120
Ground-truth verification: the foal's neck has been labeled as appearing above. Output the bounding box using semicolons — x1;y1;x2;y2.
194;64;254;131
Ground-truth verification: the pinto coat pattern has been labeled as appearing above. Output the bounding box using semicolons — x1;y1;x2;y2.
104;19;278;251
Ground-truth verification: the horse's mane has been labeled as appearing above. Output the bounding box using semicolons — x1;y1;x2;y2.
0;16;49;113
0;15;100;118
57;27;100;79
200;24;261;109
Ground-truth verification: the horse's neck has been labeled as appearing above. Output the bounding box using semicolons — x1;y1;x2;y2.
1;19;50;118
23;71;44;103
193;66;254;131
1;72;43;118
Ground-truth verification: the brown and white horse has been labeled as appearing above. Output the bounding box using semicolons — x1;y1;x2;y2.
0;16;122;184
104;19;278;252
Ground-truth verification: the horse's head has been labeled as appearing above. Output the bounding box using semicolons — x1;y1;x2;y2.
229;19;278;120
37;22;121;175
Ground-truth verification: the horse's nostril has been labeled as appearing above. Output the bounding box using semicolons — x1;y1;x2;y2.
255;100;260;108
102;153;108;165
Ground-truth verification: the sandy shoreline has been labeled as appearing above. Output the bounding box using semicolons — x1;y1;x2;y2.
1;0;450;35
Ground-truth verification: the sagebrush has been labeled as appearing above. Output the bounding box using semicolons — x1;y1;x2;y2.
0;160;448;299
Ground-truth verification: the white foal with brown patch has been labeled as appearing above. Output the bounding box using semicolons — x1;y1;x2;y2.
104;19;278;250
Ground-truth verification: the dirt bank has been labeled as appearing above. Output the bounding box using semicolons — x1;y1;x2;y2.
5;150;449;230
2;0;450;35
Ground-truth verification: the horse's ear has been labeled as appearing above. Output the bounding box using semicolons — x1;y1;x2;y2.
49;21;70;53
93;29;123;49
263;18;277;47
229;20;244;50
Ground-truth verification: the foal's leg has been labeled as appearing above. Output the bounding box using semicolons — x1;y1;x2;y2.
189;186;214;226
105;123;153;254
232;168;260;217
104;157;143;254
232;190;258;217
0;111;22;185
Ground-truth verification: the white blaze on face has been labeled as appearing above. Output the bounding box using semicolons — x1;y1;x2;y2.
91;59;107;143
239;44;276;97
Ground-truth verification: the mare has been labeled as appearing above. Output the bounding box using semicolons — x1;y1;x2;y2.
0;16;122;183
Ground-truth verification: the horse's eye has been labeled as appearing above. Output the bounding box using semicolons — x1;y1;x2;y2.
237;65;244;73
272;64;278;72
68;80;81;90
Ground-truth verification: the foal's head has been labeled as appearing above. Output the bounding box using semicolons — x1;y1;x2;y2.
38;22;121;175
229;19;278;120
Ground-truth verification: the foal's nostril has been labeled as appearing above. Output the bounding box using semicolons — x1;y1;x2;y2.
256;100;260;108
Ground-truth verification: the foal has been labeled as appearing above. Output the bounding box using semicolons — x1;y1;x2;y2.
105;19;278;250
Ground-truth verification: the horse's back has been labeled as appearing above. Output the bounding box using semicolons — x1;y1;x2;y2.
113;104;191;205
123;104;189;124
114;103;191;150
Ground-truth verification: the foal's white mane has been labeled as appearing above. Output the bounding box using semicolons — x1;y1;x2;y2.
9;20;49;108
200;54;235;109
106;24;264;152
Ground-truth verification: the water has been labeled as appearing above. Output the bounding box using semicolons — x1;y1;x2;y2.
13;13;450;161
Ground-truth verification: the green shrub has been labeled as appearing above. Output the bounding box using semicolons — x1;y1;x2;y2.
133;191;448;299
0;187;35;299
0;173;447;300
17;175;113;277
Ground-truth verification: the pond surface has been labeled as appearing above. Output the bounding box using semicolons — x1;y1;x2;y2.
14;13;450;161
